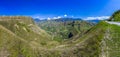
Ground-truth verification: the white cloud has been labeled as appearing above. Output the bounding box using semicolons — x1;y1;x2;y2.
84;16;110;20
32;16;45;20
57;16;61;18
53;17;57;19
64;14;67;17
47;17;51;20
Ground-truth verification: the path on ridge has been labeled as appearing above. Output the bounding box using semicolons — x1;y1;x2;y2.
106;21;120;26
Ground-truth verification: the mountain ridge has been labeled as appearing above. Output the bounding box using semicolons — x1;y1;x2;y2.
0;10;120;57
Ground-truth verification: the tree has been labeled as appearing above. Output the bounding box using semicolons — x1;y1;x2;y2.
109;10;120;21
71;21;75;27
68;32;73;38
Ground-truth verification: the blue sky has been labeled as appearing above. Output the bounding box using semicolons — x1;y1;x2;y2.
0;0;120;19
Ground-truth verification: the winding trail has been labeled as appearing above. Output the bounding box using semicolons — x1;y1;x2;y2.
105;21;120;26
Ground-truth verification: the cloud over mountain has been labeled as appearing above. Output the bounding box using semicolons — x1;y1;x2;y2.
84;16;110;20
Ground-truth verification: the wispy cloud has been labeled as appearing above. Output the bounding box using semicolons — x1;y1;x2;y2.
84;16;110;20
31;14;70;20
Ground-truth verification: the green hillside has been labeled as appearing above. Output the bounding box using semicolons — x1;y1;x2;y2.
70;21;120;57
0;16;51;43
33;18;120;57
109;10;120;22
0;24;35;57
36;21;120;57
0;15;120;57
37;20;94;42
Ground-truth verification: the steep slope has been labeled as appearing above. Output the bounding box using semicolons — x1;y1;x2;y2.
31;21;120;57
35;10;120;57
0;24;52;57
0;16;61;57
36;20;94;42
0;16;120;57
100;22;120;57
46;21;120;57
0;16;51;46
65;21;120;57
0;24;33;57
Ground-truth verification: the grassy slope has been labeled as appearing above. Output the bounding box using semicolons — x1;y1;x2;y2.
64;21;120;57
0;16;120;57
100;23;120;57
0;16;52;46
37;20;94;42
0;25;34;57
0;24;52;57
40;21;120;57
0;16;58;57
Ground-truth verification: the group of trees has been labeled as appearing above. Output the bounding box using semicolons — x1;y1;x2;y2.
109;10;120;21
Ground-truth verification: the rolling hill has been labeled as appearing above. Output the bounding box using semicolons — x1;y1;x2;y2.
36;19;94;42
0;10;120;57
0;16;54;57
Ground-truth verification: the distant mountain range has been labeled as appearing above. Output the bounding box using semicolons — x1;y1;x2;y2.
85;20;100;23
0;10;120;57
34;18;82;22
34;17;101;23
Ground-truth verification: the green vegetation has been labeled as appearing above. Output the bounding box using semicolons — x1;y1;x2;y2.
0;14;120;57
100;23;120;57
37;20;94;42
0;16;53;57
109;10;120;22
0;16;51;45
